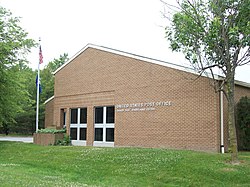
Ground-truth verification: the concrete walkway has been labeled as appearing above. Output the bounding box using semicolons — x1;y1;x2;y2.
0;136;33;143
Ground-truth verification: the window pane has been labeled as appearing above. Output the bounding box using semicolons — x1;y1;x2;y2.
80;128;87;140
94;128;103;141
71;109;78;124
80;108;87;124
106;106;115;123
63;112;66;127
95;107;103;124
106;128;114;142
70;128;77;140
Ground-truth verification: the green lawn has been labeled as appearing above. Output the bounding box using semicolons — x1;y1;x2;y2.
0;142;249;187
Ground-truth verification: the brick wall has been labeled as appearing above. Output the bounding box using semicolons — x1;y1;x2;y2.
33;133;64;146
47;47;223;152
235;85;250;102
45;98;55;128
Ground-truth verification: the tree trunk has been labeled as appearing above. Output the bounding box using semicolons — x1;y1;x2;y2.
225;75;238;163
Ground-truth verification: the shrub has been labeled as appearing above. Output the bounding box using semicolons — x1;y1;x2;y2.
37;128;66;134
236;96;250;151
55;134;71;146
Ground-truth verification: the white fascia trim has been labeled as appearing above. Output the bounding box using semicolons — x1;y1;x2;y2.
52;43;202;76
235;80;250;88
44;96;55;104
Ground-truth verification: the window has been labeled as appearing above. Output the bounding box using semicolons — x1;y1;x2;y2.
70;128;77;140
95;107;103;124
80;108;87;124
94;106;115;143
80;128;87;140
71;109;78;124
94;128;103;141
106;128;114;142
63;111;66;128
70;108;87;142
106;106;115;123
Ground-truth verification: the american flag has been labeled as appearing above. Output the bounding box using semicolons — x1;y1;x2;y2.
39;45;43;64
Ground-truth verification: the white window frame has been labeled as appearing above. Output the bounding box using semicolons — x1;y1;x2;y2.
70;108;87;146
94;106;114;147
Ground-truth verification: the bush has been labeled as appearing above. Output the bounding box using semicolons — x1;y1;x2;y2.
236;96;250;151
55;134;71;146
37;128;66;134
35;128;71;146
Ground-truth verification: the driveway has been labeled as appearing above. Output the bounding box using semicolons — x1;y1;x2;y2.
0;136;33;143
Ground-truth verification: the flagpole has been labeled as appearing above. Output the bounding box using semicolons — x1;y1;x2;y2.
35;38;41;133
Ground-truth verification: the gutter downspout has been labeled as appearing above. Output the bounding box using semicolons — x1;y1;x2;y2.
220;90;225;153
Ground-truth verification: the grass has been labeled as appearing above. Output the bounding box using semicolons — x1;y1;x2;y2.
0;142;249;187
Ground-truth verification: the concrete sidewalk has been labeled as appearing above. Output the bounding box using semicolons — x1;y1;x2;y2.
0;136;33;143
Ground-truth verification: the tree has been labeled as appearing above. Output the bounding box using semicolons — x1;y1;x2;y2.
0;6;36;128
13;65;37;134
11;54;68;134
163;0;250;163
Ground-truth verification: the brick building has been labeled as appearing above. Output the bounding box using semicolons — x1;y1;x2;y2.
44;44;250;152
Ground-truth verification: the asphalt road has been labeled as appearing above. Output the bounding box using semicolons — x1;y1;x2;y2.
0;136;33;143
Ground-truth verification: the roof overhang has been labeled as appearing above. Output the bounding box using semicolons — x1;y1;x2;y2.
53;43;199;75
44;96;54;104
235;80;250;88
52;43;250;88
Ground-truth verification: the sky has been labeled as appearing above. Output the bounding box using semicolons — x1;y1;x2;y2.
1;0;249;83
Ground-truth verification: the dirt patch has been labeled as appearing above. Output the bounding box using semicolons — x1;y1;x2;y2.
221;168;237;172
